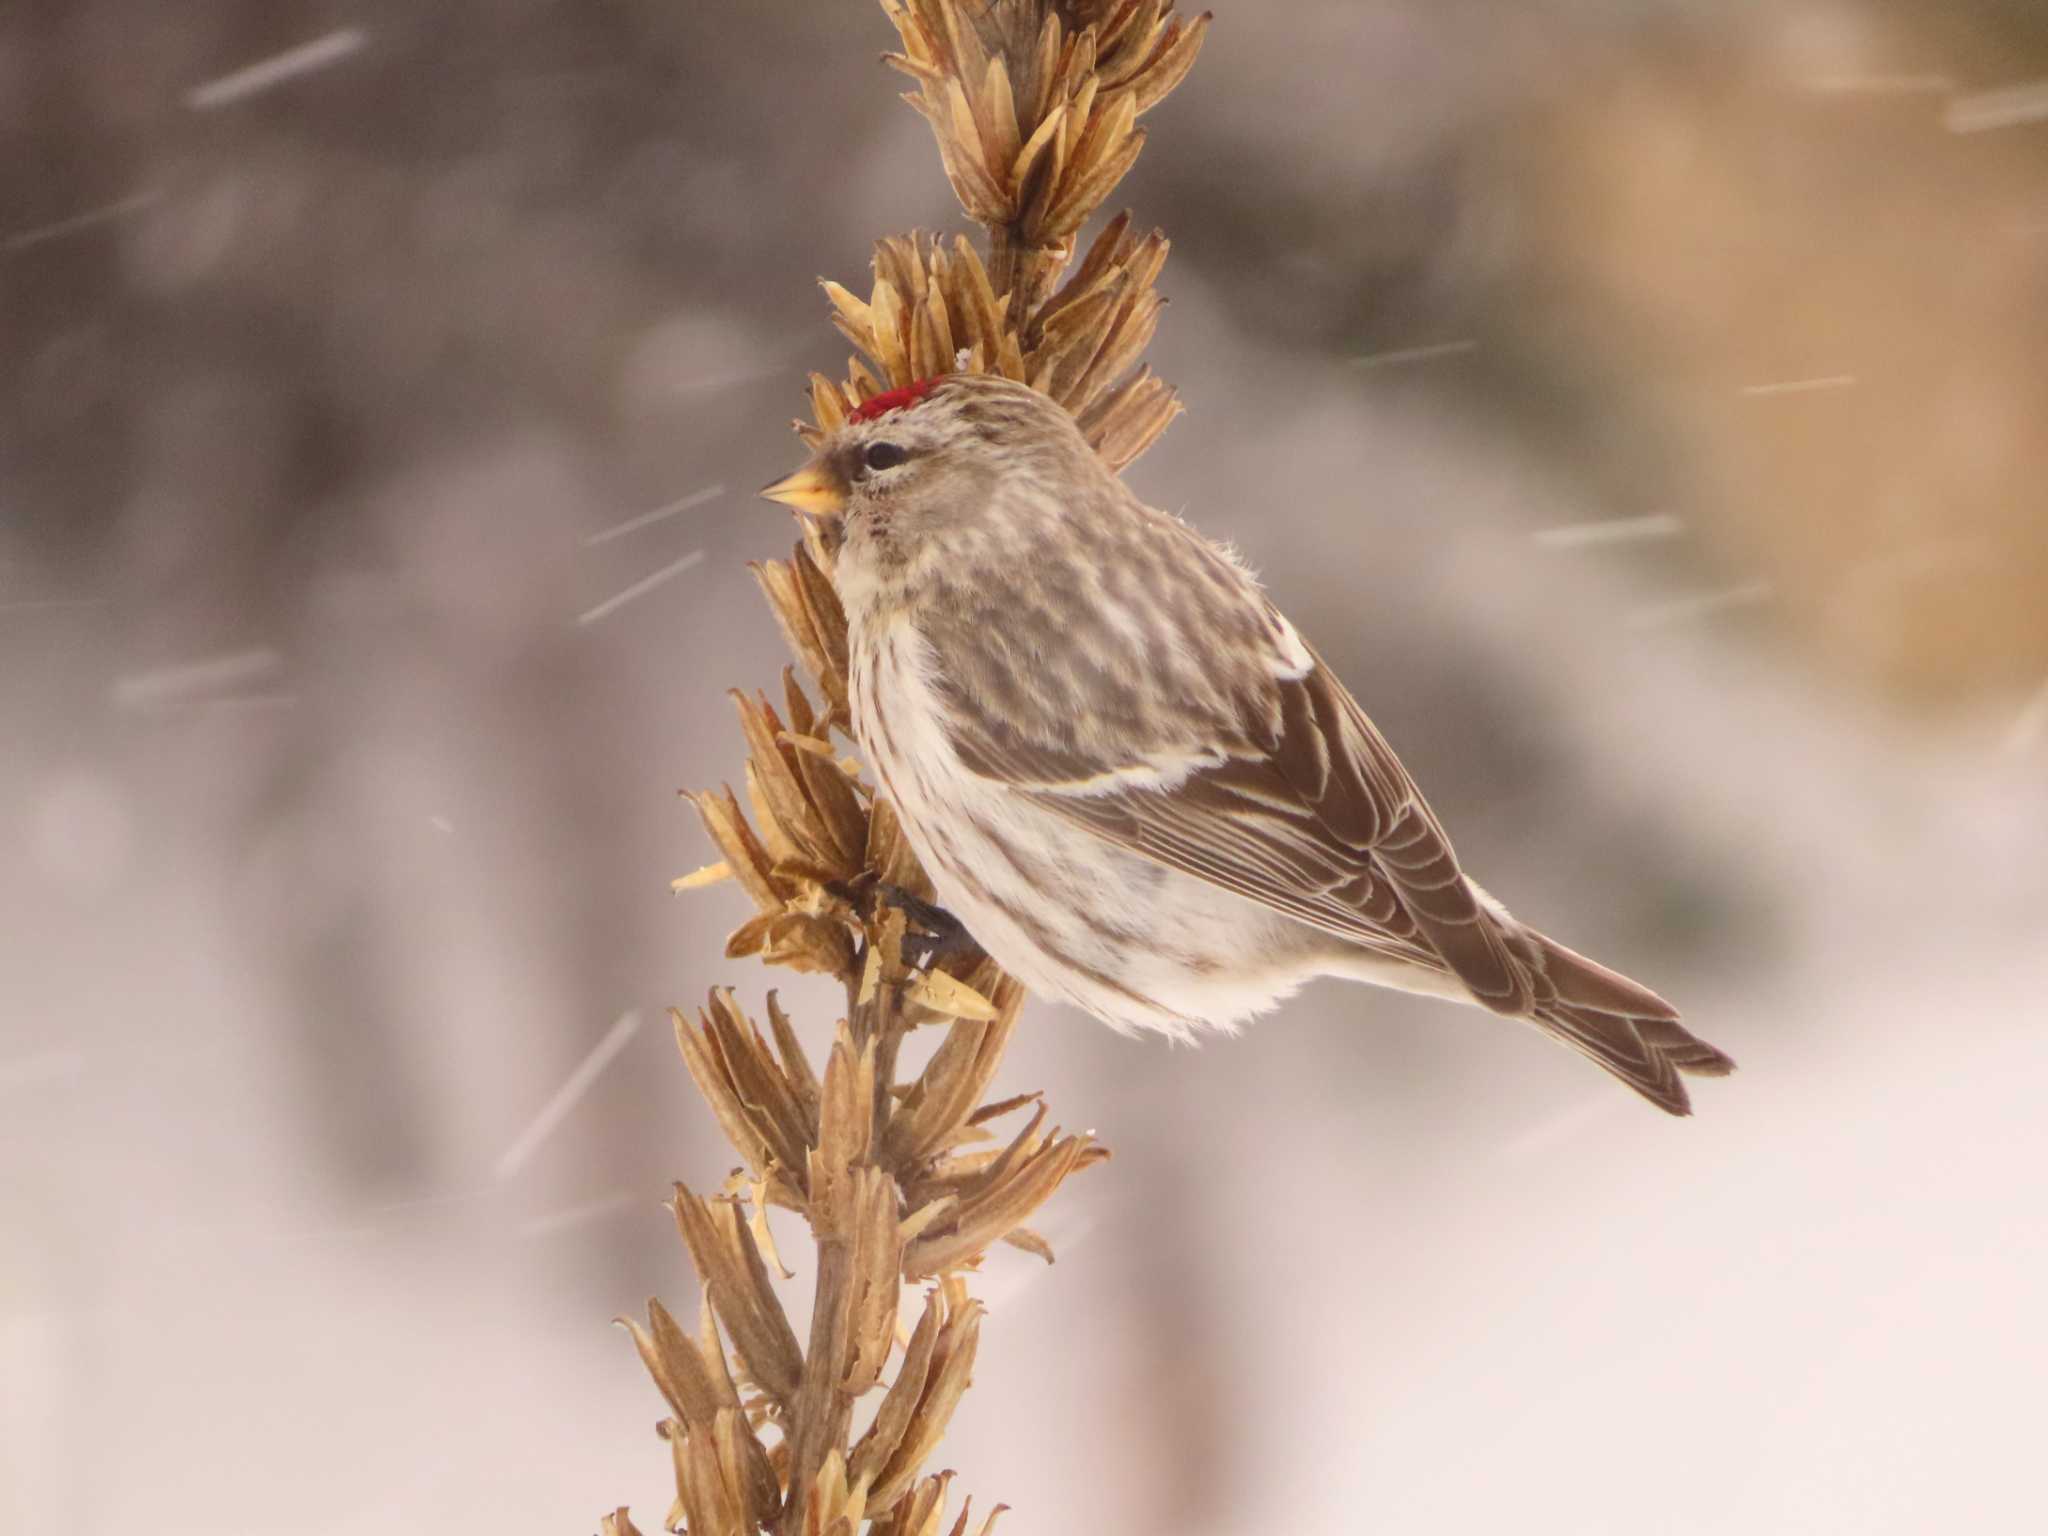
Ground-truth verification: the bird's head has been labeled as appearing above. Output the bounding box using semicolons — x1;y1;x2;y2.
760;373;1100;612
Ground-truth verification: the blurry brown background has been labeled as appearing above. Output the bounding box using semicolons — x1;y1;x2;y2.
4;3;2045;1532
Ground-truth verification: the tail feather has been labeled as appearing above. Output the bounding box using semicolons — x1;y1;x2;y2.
1523;931;1735;1116
1323;905;1736;1114
1532;1001;1733;1115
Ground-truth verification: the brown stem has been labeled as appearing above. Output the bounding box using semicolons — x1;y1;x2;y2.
871;1019;903;1155
985;224;1070;334
778;1234;857;1536
772;952;902;1535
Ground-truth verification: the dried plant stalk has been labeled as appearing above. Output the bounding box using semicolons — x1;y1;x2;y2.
605;4;1204;1531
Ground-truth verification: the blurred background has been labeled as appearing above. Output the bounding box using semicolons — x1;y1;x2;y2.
5;2;2045;1532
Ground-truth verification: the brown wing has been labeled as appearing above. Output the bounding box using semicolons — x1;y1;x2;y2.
936;633;1535;1016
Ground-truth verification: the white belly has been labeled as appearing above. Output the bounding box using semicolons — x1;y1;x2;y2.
849;616;1322;1038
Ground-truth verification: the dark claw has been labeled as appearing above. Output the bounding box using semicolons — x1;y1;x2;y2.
875;882;979;970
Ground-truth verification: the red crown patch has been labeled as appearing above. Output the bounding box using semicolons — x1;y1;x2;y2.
848;377;942;424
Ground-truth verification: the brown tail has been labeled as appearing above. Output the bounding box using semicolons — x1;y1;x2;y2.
1519;931;1735;1116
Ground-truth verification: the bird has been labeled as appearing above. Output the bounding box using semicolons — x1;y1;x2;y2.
762;372;1734;1114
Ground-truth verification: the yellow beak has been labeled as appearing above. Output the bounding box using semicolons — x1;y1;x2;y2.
759;460;846;520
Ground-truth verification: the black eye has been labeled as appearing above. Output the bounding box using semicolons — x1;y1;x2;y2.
863;442;909;472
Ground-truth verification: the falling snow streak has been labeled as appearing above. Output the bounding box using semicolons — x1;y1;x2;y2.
1626;580;1774;631
3;190;161;254
274;1189;485;1247
1945;81;2048;134
1740;375;1858;397
1803;74;1955;97
576;551;706;626
519;1192;635;1239
112;648;282;709
1349;339;1478;370
2005;679;2048;759
1503;1094;1625;1159
1533;513;1685;549
582;484;727;546
494;1012;643;1179
185;28;368;111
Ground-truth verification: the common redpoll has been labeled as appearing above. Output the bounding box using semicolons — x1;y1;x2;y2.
763;373;1734;1114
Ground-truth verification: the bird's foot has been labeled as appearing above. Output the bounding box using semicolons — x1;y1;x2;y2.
875;882;979;971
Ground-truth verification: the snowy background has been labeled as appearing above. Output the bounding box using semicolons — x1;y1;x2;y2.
4;3;2045;1532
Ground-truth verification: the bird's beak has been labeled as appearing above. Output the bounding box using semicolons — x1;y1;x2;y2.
759;459;846;521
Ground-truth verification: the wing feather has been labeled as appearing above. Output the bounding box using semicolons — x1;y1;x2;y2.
933;611;1532;1011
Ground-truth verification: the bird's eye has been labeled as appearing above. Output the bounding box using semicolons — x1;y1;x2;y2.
863;442;909;473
